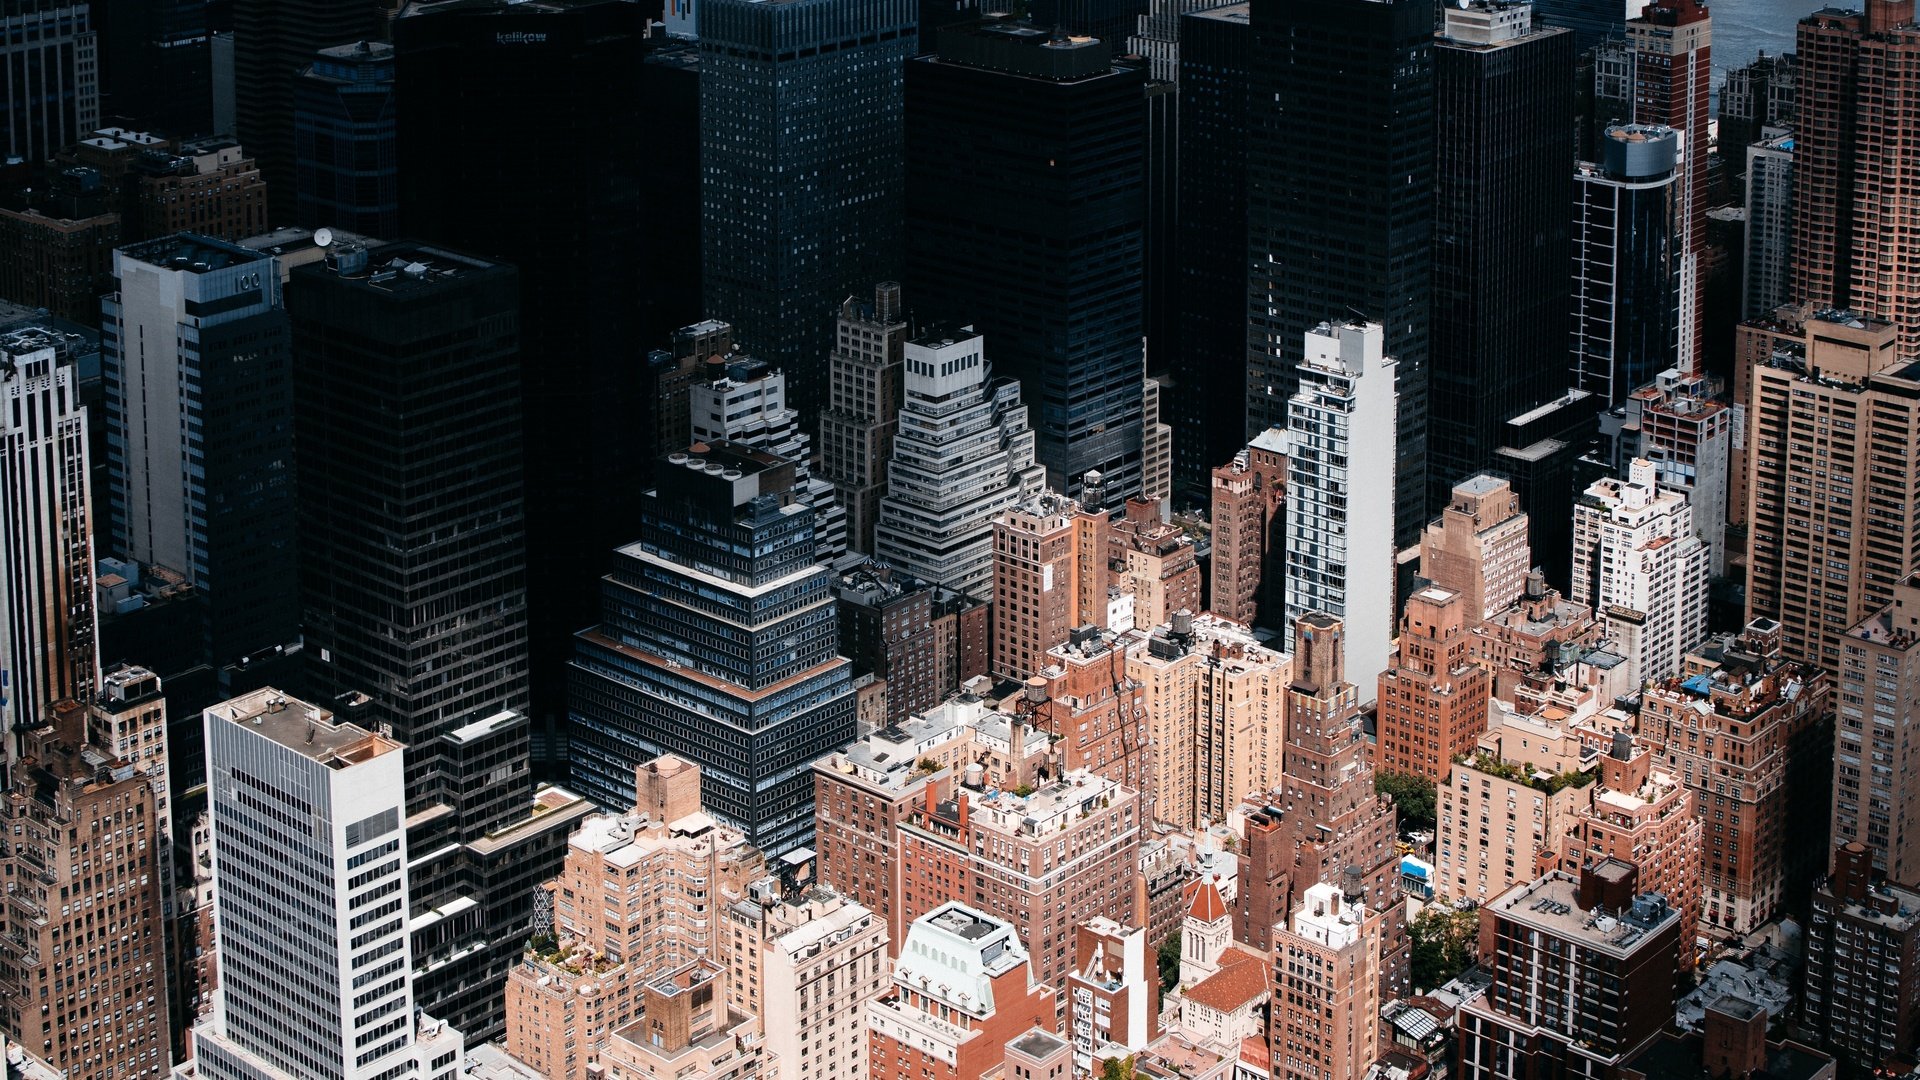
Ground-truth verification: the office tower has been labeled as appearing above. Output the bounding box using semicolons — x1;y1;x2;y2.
0;700;167;1080
872;328;1048;598
1170;2;1251;493
594;963;764;1080
1626;0;1710;372
1021;627;1153;798
638;38;702;343
689;355;848;561
1246;0;1430;539
1376;586;1490;784
1487;390;1603;597
1616;368;1732;575
700;0;912;426
832;560;940;726
1284;322;1398;686
1571;459;1709;686
1742;310;1920;674
506;757;767;1080
1559;736;1703;968
1270;883;1383;1080
1830;576;1920;884
1457;862;1681;1080
231;0;380;221
1430;4;1576;510
129;138;268;242
1794;0;1920;359
571;442;855;856
1436;716;1594;904
1743;131;1795;321
1065;920;1159;1071
292;41;398;236
94;0;214;136
191;688;467;1080
990;491;1110;680
1419;475;1531;624
394;2;659;749
819;284;909;555
867;905;1059;1080
0;325;96;741
1;2;97;166
725;883;890;1080
1719;51;1797;156
102;235;295;671
1572;125;1683;406
898;772;1142;992
1640;620;1831;937
290;242;528;762
1208;430;1287;629
813;698;1051;951
906;18;1146;504
1128;612;1290;829
1237;613;1409;1000
1529;0;1636;52
1804;843;1920;1070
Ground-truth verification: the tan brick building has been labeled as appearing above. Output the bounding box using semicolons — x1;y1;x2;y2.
992;491;1110;678
1270;883;1383;1080
1376;584;1490;782
1208;431;1288;628
1419;474;1531;622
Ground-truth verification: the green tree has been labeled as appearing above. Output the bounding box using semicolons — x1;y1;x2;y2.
1101;1056;1137;1080
1157;930;1182;993
1409;905;1479;990
1375;770;1438;833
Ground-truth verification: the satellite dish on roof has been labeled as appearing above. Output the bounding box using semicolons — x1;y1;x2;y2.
314;227;334;248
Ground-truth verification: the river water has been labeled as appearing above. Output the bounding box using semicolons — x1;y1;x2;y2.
1708;0;1804;85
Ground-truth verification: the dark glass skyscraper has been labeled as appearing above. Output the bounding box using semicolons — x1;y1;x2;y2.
1245;0;1432;542
906;18;1147;504
1171;1;1251;492
570;442;856;857
1529;0;1632;53
699;0;914;427
1571;124;1681;407
292;40;397;236
1430;3;1576;503
97;0;214;136
232;0;382;221
395;0;661;759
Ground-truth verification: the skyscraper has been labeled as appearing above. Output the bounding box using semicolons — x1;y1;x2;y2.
819;283;910;555
1430;3;1576;507
872;328;1048;599
700;0;913;425
189;688;467;1080
1207;429;1287;629
1627;0;1711;373
570;442;856;856
1;2;98;167
1829;576;1920;885
0;325;96;742
292;40;398;237
906;17;1147;503
290;241;530;765
991;491;1111;680
231;0;382;221
1572;460;1710;686
394;0;659;751
1742;130;1795;320
102;234;298;671
1570;125;1683;406
1375;585;1489;784
1793;0;1920;359
1171;2;1251;493
1245;0;1431;540
1284;322;1398;689
1270;884;1384;1080
1804;843;1920;1070
689;355;849;561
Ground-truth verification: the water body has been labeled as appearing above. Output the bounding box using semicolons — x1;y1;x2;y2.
1708;0;1804;85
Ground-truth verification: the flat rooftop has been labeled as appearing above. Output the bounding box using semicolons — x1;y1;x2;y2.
209;688;402;768
1010;1030;1069;1060
927;904;1001;940
121;233;268;273
1490;870;1676;955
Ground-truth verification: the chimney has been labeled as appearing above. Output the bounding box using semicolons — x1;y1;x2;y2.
957;790;970;831
1701;997;1770;1080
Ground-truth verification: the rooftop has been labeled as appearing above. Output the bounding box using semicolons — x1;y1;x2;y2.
1490;870;1677;955
206;688;402;768
1009;1030;1069;1061
120;232;268;273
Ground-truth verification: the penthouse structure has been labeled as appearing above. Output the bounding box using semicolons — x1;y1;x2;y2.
1572;459;1710;686
1742;309;1920;675
1127;612;1290;829
1831;575;1920;883
596;962;764;1080
1458;863;1682;1080
1640;619;1831;936
1270;883;1383;1080
1419;475;1531;624
1466;573;1605;701
689;354;848;561
867;904;1059;1080
897;770;1142;992
569;442;855;856
873;328;1049;598
813;697;1052;949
